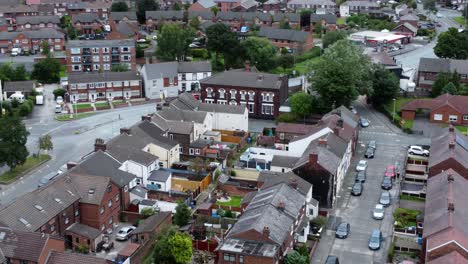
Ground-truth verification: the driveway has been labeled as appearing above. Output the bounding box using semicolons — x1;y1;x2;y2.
412;117;443;138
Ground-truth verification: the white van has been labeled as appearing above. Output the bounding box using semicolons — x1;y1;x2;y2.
11;48;21;56
9;93;25;103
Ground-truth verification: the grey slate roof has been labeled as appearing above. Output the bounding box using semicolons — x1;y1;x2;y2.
133;212;171;234
110;11;138;21
72;13;100;23
200;70;284;90
0;175;80;232
145;10;184;20
171;92;246;114
341;0;379;7
287;0;335;6
143;62;179;79
67;39;135;48
130;185;148;199
68;71;140;84
258;26;309;42
228;183;305;246
400;13;419;21
116;21;137;36
72;151;136;188
157;107;207;124
293;140;341;174
140;199;156;206
151;114;194;135
310;14;337;24
394;22;417;33
148;170;171;182
3;80;34;92
270;155;300;168
0;29;64;40
196;0;215;8
178;61;212;73
16;15;60;25
66;222;101;239
188;11;214;20
418;58;468;74
68;173;112;205
46;251;111;264
132;121;179;150
258;171;312;197
106;133;159;166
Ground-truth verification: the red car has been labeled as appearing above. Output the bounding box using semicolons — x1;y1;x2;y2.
385;166;396;178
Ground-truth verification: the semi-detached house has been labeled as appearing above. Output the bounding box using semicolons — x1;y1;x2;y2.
258;26;314;54
0;28;65;54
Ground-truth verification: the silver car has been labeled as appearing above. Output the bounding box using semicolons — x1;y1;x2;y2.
116;226;136;241
373;204;385;220
379;191;391;207
356;160;368;171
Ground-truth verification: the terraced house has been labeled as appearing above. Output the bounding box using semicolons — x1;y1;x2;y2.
0;28;64;54
258;27;314;54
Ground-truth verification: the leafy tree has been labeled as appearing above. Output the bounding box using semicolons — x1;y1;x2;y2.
111;63;129;72
312;40;372;110
290;92;314;120
173;2;181;10
12;64;28;81
19;102;32;116
458;84;468;95
206;23;241;69
279;17;291;29
423;0;436;11
59;15;71;28
241;37;277;71
153;227;192;264
189;17;201;30
314;22;323;36
441;82;458;94
210;6;219;16
0;63;14;81
136;45;144;58
111;1;129;11
369;65;399;108
31;55;61;83
434;28;468;59
189;157;207;176
322;30;347;49
300;9;312;28
38;134;53;155
156;24;194;61
277;55;294;72
286;251;308;264
431;72;460;97
67;25;77;40
174;202;191;226
140;207;155;218
137;0;159;24
0;115;29;169
41;41;50;56
53;88;66;99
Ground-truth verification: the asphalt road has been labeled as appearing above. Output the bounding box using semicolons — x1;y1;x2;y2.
0;91;155;204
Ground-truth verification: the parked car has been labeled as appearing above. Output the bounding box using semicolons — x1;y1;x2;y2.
356;160;368;171
379;191;391;207
54;104;62;113
368;140;377;150
325;255;340;264
368;229;383;250
116;226;136;241
381;176;393;190
384;165;396;178
350;106;358;115
359;118;370;127
355;170;366;183
365;147;375;159
56;96;64;104
408;145;429;157
351;182;363;196
373;204;385;220
335;222;350;239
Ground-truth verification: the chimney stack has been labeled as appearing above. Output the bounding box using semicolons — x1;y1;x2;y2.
263;226;270;238
318;137;327;147
290;177;298;189
120;127;131;135
277;201;285;210
337;118;344;128
245;61;251;72
257;74;264;81
449;141;455;150
94;138;106;152
66;162;77;170
141;115;151;121
447;173;454;182
309;152;318;166
449;124;454;132
448;202;455;212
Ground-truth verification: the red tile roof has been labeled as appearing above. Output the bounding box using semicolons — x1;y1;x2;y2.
46;251;111;264
118;243;140;257
427;251;467;264
401;94;468;114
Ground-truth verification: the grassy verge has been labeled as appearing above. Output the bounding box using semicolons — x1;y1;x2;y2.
337;17;346;25
112;100;127;106
454;16;468;27
403;119;414;129
95;102;109;108
75;103;92;109
400;194;426;202
216;195;243;207
0;154;51;184
56;112;95;121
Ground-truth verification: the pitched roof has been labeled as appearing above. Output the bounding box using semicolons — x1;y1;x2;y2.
258;171;312;197
200;70;284;90
16;15;60;25
110;11;138;21
293;139;341;174
320;114;356;143
0;227;62;262
195;0;216;8
46;251;111;264
132;212;171;234
428;127;468;174
105;133;159;166
258;26;309;42
116;21;138;36
401;94;468;114
424;169;468;255
157;107;207;124
0;175;80;232
178;61;212;73
142;62;179;79
148;170;171;182
151;114;194;135
66;223;101;239
426;251;467;264
72;13;100;23
368;52;397;66
418;57;468;74
270;155;299;168
67;39;134;48
400;13;419;21
288;0;335;6
276;122;316;135
394;22;417;33
72;151;135;187
0;29;64;40
68;173;112;205
132;121;179;150
341;0;379;7
310;14;338;24
171;92;246;114
145;10;184;20
68;71;140;84
3;80;34;92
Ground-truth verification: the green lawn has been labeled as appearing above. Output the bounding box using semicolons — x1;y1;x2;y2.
56;112;95;121
453;16;468;27
393;208;421;228
400;194;425;202
270;56;321;75
0;154;51;184
95;102;109;108
216;195;243;207
441;124;468;135
112;100;126;106
75;103;92;109
337;17;346;25
403;119;414;129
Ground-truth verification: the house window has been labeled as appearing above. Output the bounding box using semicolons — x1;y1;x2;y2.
107;184;112;192
75;237;79;243
92;47;99;53
203;72;208;78
179;147;183;152
460;74;467;79
73;65;81;71
206;87;213;98
121;47;130;52
248;91;255;101
93;64;100;70
280;133;285;140
71;56;81;62
50;225;55;231
205;99;214;104
189;148;194;155
104;64;110;70
230;89;237;99
262;104;274;115
101;224;105;231
433;114;443;121
100;206;105;214
115;194;120;201
93;55;100;62
248;102;254;113
103;47;109;53
239;255;244;263
108;199;113;207
449;115;458;122
218;100;227;105
181;73;186;80
195;149;200;155
170;134;174;140
223;254;236;262
64;217;69;224
70;48;80;54
103;55;110;62
463;115;468;121
74;208;79;216
309;208;314;215
121;55;131;61
218;88;225;99
109;216;113;225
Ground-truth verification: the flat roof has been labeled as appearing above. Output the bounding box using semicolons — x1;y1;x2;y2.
350;31;407;42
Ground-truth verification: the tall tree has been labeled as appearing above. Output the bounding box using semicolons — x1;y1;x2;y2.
206;23;241;69
111;1;129;11
322;30;347;49
441;82;458;94
137;0;159;24
189;17;201;30
312;40;371;110
32;55;61;83
0;115;29;169
41;41;50;56
156;24;194;61
241;37;277;71
434;28;468;59
210;6;219;17
277;54;294;72
423;0;436;11
431;72;460;97
12;64;28;81
38;134;53;155
174;202;191;226
153;226;193;264
290;92;314;120
369;65;399;108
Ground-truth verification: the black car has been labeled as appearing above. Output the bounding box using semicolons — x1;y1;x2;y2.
365;147;375;159
355;170;366;183
381;177;393;190
335;222;350;239
351;182;363;196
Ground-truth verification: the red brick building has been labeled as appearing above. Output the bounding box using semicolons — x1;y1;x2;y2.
67;71;142;103
199;66;288;119
130;212;172;245
145;11;184;31
15;15;61;30
258;26;314;54
392;22;418;37
71;13;102;34
0;28;65;54
67;1;111;19
417;58;468;91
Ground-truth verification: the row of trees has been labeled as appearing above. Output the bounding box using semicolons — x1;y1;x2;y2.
432;71;468;97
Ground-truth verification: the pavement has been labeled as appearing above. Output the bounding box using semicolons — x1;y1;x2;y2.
0;86;155;205
312;99;430;264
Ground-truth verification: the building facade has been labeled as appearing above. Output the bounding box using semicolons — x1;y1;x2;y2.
0;29;65;54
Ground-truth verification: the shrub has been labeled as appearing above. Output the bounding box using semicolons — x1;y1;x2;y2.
53;88;66;99
191;48;209;59
75;244;89;254
296;47;322;63
230;170;236;176
19;102;32;116
276;112;298;123
387;242;395;262
311;215;327;229
224;210;233;218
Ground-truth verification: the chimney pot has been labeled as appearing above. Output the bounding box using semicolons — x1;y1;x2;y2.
277;201;285;210
309;152;318;166
290;177;298;189
263;226;270;237
66;162;77;170
448;202;455;212
447;173;454;182
120;127;131;135
318;138;327;147
141;115;151;121
94;138;106;152
449;141;455;149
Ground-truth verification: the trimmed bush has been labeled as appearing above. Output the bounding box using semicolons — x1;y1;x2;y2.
53;88;66;99
191;48;209;59
19;102;32;116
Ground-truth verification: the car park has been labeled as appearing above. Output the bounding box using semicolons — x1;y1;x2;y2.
408;145;429;156
368;229;383;250
335;222;350;239
384;165;396;178
381;176;393;190
356;160;368;171
351;182;363;196
365;147;375;159
379;191;391;207
359;118;370;127
355;170;366;183
116;226;136;241
373;204;385;220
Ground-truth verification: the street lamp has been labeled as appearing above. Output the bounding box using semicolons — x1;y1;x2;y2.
392;98;396;122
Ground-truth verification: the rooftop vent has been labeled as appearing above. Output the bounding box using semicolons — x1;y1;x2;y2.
67;190;75;196
19;218;31;228
54;198;62;204
88;188;95;194
34;205;44;211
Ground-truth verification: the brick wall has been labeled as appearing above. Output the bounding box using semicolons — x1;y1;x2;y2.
430;105;463;125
